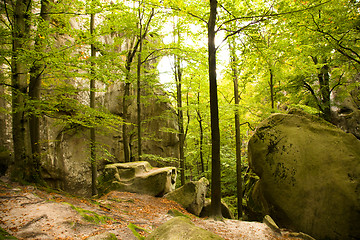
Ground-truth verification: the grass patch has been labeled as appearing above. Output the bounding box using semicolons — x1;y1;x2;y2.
0;227;18;240
128;223;149;240
109;198;135;204
64;202;114;224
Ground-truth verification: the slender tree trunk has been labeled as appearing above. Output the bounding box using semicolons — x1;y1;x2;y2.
311;56;331;121
318;65;331;121
122;8;154;163
269;68;274;109
89;9;97;196
229;39;243;219
175;53;185;185
11;0;32;182
28;0;50;183
208;0;222;219
122;80;131;162
136;6;143;161
196;92;204;174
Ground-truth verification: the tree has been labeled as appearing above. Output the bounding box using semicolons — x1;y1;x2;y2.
28;0;51;183
122;5;154;162
89;0;97;196
229;36;242;219
172;18;186;185
208;0;222;219
11;0;33;182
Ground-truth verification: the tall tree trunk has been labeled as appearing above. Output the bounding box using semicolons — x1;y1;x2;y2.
90;9;97;196
175;53;185;185
11;0;32;182
122;8;154;163
208;0;222;219
122;80;131;162
136;5;143;161
229;39;243;219
28;0;51;184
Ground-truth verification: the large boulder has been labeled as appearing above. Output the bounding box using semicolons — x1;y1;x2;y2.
144;216;224;240
164;177;209;216
100;161;177;197
248;110;360;240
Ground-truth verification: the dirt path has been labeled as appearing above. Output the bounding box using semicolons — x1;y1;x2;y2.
0;177;302;240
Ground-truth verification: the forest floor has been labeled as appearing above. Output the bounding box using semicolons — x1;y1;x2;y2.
0;177;305;240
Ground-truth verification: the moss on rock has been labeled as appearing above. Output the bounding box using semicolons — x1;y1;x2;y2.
145;217;224;240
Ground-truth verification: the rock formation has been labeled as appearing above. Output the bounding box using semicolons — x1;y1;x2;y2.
248;110;360;240
164;177;209;216
100;161;177;197
144;216;224;240
331;74;360;139
38;82;179;197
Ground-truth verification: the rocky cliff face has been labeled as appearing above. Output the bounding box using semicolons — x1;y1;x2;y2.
38;81;179;197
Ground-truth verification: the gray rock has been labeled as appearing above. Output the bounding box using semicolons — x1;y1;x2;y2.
100;161;177;197
248;110;360;240
164;177;209;216
144;216;224;240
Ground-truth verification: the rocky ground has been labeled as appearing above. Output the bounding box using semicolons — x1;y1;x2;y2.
0;177;304;240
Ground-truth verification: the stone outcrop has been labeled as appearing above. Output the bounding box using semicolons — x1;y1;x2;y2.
22;80;179;197
100;161;177;197
248;110;360;240
144;216;224;240
199;199;234;219
164;177;209;216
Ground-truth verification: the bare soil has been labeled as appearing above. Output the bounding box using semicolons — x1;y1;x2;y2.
0;177;302;240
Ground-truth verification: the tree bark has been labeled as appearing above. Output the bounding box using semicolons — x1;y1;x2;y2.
208;0;222;219
196;92;205;174
11;0;32;182
229;39;242;219
318;65;331;121
90;9;97;196
28;0;51;183
175;53;185;185
122;8;154;163
136;5;143;161
269;68;274;109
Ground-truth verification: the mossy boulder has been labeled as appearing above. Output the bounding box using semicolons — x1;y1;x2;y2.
248;110;360;240
99;161;177;197
144;216;224;240
164;177;209;216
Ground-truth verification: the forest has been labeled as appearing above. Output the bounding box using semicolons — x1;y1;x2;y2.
0;0;359;231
